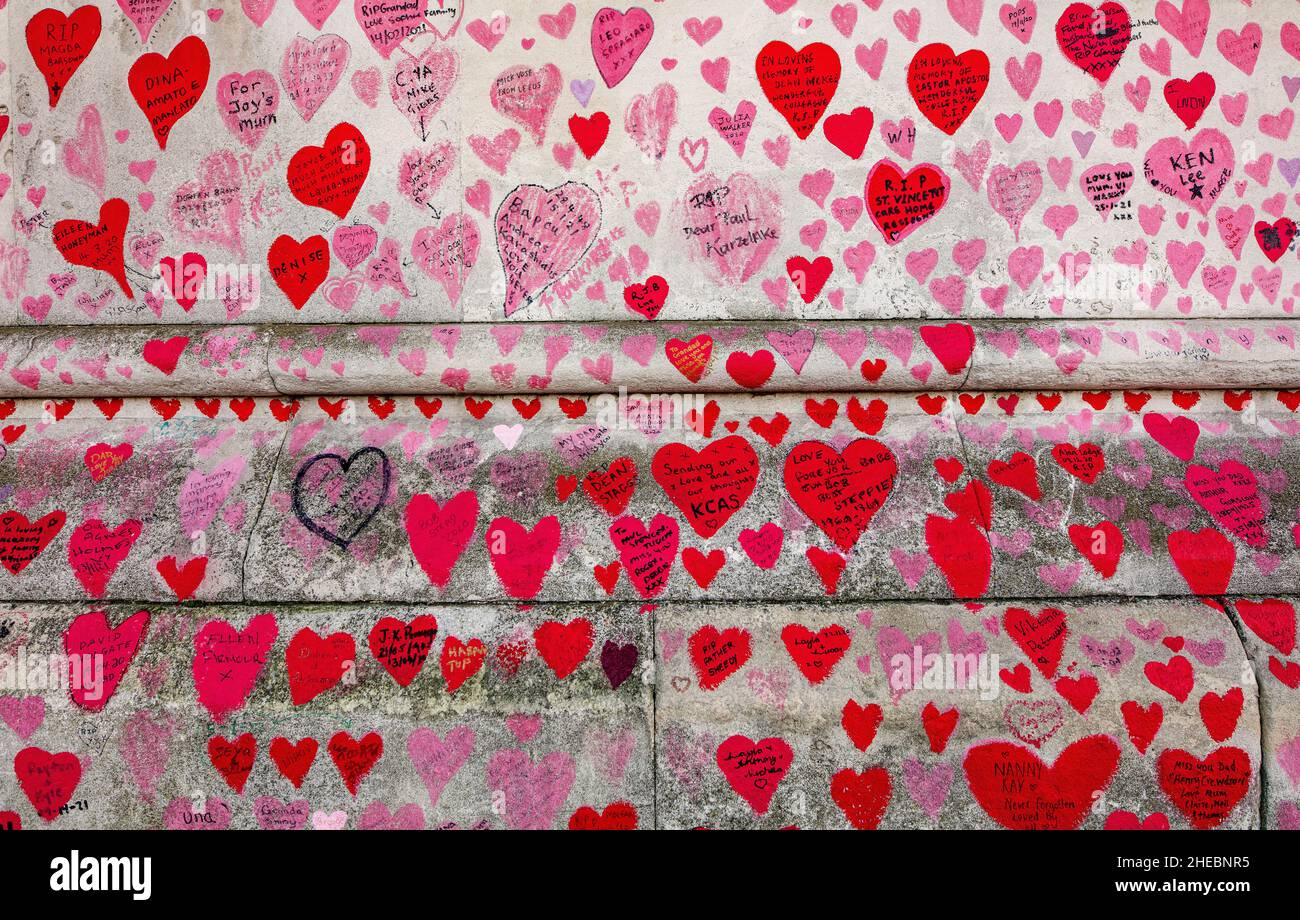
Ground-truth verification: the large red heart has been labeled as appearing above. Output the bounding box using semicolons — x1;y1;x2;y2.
841;700;883;752
1255;218;1298;263
689;625;752;691
781;623;851;684
583;457;638;515
328;731;384;796
14;747;82;822
652;436;759;538
1003;607;1069;679
159;252;208;311
623;276;669;320
268;234;330;309
1199;688;1243;743
62;609;149;711
822;106;873;159
1055;2;1132;85
0;510;66;575
285;627;355;706
907;43;990;135
568;111;610;159
128;35;211;150
664;334;714;383
269;737;319;788
786;256;833;303
142;335;189;375
725;350;776;389
1121;700;1162;754
404;492;478;588
925;513;992;598
533;618;595;679
83;442;133;483
26;5;102;108
783;439;897;551
208;733;256;794
1157;746;1252;829
287;122;371;218
608;514;679;598
486;516;561;598
52;198;133;299
865;160;950;245
716;734;793;815
1069;521;1123;577
755;41;841;139
157;555;207;601
1051;442;1105;482
1184;461;1267;548
1142;412;1199;461
987;452;1041;500
568;801;639;830
67;517;142;597
193;614;279;724
368;615;437;687
919;322;976;375
1144;654;1194;702
964;735;1121;829
1167;527;1235;595
1163;71;1215;130
440;636;485;691
831;767;892;829
1234;598;1296;655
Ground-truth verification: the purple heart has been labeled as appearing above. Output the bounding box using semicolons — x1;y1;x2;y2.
601;640;638;689
490;451;549;503
1278;157;1300;188
1284;75;1300;103
570;78;596;108
1071;130;1096;158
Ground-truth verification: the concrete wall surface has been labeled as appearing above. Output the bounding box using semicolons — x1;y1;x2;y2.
1;0;1298;829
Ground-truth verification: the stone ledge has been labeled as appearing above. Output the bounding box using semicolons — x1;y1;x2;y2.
1226;597;1300;830
0;598;1272;829
3;320;1299;397
1;391;1297;604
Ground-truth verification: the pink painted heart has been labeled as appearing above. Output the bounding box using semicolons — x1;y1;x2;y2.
485;748;575;829
390;45;458;140
355;0;430;58
216;70;280;150
591;6;654;88
412;212;481;306
626;83;678;161
407;725;475;807
682;171;781;284
490;63;562;145
0;696;45;740
281;33;350;123
295;0;342;29
63;105;106;195
1143;129;1234;216
495;183;600;316
117;0;174;43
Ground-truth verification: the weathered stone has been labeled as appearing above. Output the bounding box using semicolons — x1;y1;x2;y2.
0;603;653;829
1227;597;1300;829
0;402;284;603
657;599;1262;829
